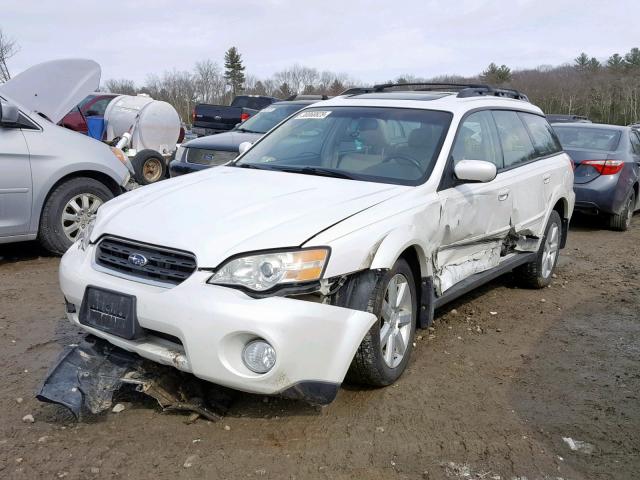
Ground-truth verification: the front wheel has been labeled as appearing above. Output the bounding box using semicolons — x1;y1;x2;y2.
38;177;114;255
514;210;562;289
345;259;417;386
607;191;635;232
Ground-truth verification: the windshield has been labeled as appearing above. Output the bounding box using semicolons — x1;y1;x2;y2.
235;107;452;185
554;126;622;151
236;103;306;134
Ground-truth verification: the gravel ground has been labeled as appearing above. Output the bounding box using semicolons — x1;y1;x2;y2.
0;215;638;480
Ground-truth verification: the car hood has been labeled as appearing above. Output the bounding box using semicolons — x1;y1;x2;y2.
0;59;100;123
93;166;408;267
184;131;263;150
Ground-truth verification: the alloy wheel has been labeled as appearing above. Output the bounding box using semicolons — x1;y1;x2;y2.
61;193;103;242
625;196;634;229
380;273;413;368
541;223;560;279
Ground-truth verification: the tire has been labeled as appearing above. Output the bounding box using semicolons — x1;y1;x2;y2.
38;178;114;255
607;191;635;232
514;210;562;289
343;259;418;387
131;150;166;185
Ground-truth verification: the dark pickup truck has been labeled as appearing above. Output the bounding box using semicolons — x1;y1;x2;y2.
192;95;280;136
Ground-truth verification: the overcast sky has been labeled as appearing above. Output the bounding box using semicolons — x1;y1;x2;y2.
3;0;639;86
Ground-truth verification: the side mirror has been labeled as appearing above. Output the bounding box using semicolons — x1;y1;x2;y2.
454;159;497;183
0;100;20;126
238;141;253;155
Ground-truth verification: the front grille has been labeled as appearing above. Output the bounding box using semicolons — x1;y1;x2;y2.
186;148;238;166
95;237;197;286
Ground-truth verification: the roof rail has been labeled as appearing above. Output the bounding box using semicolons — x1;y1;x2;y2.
339;87;377;96
285;94;329;101
342;82;529;101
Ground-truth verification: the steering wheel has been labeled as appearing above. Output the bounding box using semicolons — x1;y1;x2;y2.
381;154;422;171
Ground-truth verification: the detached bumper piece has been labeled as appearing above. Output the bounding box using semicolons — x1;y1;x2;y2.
36;336;234;421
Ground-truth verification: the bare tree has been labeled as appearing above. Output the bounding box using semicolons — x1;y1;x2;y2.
143;70;197;123
0;28;19;83
193;60;225;104
103;78;137;95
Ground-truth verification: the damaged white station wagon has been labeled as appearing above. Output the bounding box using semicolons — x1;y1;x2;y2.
59;83;575;405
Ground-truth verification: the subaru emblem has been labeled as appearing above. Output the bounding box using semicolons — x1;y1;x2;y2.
128;253;148;267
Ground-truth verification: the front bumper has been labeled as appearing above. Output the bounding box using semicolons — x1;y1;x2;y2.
59;244;376;403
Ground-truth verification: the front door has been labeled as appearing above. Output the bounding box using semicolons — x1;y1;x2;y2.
435;111;512;294
0;125;32;237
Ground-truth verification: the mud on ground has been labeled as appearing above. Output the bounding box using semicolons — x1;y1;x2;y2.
0;216;638;480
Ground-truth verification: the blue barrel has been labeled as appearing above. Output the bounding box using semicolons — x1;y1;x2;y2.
86;116;105;140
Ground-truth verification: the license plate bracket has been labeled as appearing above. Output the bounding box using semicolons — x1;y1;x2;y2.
79;286;141;340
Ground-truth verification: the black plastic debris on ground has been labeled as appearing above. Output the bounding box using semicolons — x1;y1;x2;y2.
36;336;235;421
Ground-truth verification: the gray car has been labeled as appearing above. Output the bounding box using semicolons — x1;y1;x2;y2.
0;59;130;254
553;122;640;231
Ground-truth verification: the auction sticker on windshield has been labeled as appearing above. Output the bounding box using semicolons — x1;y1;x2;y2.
295;111;331;119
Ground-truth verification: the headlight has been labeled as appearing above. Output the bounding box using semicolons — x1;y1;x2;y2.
208;248;329;292
110;147;134;177
110;147;128;166
76;217;96;251
175;146;185;162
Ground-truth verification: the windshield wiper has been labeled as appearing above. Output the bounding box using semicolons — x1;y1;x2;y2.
235;127;264;134
276;166;356;180
234;163;269;170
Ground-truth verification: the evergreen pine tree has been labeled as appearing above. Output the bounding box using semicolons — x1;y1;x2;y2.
224;46;246;96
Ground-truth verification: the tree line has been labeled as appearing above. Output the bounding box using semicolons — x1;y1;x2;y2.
0;28;638;126
103;47;357;124
392;48;640;126
102;46;640;126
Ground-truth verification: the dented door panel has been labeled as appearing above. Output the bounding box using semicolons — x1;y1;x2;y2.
434;175;512;293
501;161;547;235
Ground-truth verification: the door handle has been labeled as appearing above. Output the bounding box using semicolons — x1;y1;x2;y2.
498;189;510;201
543;173;551;184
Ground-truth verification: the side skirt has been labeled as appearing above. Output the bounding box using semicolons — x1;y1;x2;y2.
432;252;537;311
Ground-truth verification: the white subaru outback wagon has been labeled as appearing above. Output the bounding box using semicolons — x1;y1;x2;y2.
59;83;575;405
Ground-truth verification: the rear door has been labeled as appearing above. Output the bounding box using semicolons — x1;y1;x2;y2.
492;110;547;236
518;112;566;229
436;110;512;293
0;124;32;237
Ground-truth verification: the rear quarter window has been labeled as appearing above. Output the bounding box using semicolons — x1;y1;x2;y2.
519;112;562;156
492;110;537;169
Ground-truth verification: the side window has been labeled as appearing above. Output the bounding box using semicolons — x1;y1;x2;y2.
630;131;640;155
451;111;503;169
84;98;111;116
492;110;537;168
519;112;562;156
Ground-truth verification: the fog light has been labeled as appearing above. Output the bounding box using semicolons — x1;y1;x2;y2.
242;339;276;374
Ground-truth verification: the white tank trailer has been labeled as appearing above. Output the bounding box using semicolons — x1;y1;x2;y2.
104;94;181;184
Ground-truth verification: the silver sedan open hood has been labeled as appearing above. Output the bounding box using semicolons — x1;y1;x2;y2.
0;59;100;123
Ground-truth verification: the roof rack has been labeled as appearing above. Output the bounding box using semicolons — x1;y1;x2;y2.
285;94;329;101
341;82;529;101
338;87;377;96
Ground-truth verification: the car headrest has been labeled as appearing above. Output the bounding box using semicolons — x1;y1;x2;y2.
408;126;434;148
358;118;379;131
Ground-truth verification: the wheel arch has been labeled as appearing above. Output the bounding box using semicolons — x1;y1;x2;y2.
369;230;434;329
552;197;570;249
35;170;121;232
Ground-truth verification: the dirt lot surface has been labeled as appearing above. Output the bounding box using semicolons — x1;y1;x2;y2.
0;216;638;480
